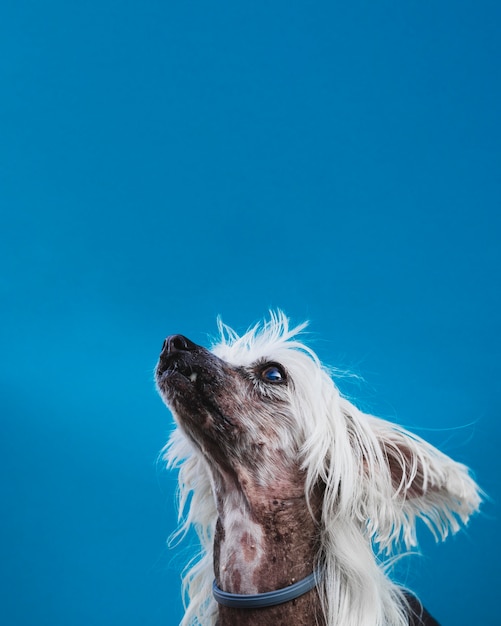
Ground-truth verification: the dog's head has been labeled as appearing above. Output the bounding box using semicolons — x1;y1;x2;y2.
156;312;481;550
155;316;326;497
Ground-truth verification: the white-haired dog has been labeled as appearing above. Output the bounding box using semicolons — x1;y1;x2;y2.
155;312;481;626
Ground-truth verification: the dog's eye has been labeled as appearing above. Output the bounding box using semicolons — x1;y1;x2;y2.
260;364;286;383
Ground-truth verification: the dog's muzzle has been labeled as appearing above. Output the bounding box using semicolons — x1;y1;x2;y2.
157;333;213;381
155;334;220;397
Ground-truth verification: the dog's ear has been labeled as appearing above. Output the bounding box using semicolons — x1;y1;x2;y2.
366;415;482;551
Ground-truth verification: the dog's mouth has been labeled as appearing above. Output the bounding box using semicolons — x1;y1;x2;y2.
156;335;239;440
156;352;200;384
170;362;199;383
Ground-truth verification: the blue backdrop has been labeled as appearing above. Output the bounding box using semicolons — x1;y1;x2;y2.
1;2;499;624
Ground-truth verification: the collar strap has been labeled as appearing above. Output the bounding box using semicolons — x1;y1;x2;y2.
212;570;320;609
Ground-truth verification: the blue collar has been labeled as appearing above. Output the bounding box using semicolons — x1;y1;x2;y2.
212;570;320;609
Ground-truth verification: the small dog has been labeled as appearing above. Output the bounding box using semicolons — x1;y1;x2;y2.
155;312;481;626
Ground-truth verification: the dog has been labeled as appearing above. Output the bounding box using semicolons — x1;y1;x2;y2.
155;312;481;626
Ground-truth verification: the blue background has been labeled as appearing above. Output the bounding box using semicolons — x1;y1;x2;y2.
1;1;499;624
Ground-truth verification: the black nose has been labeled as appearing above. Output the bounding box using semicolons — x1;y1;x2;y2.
160;334;198;357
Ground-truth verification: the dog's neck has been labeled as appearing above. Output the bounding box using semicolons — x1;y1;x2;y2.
212;467;325;626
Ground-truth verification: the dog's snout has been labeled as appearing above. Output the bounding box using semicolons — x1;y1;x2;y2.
157;334;206;379
161;334;198;357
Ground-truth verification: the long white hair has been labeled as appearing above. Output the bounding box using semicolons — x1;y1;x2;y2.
163;312;481;626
